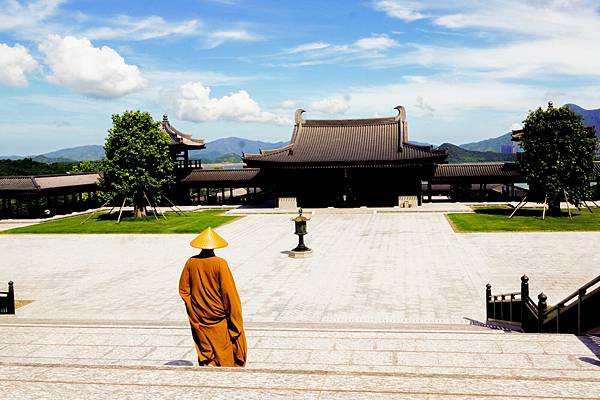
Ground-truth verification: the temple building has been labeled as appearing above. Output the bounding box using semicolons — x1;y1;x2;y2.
241;107;448;207
160;114;205;170
2;107;598;218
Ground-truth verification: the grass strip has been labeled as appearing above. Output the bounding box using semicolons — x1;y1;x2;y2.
447;206;600;232
1;210;240;234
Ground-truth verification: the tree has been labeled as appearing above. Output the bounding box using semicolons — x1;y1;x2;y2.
70;159;105;173
519;103;598;216
100;111;174;218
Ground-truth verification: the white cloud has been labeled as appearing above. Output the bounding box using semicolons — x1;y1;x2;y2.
370;1;600;80
205;29;260;48
354;36;398;51
38;35;147;98
372;0;427;21
280;100;297;109
0;0;64;31
146;69;260;87
277;35;398;67
286;42;331;54
308;95;351;114
83;15;200;41
348;78;543;118
163;82;290;125
0;43;38;86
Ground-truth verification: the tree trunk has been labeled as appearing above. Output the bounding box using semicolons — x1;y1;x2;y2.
547;198;561;217
134;205;146;218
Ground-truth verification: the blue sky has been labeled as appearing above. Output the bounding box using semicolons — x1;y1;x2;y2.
2;0;600;154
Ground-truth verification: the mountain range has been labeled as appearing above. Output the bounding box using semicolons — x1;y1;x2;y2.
2;103;598;164
0;138;289;164
459;104;600;152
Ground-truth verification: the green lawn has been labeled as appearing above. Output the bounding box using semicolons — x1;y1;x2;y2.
447;206;600;232
1;209;240;234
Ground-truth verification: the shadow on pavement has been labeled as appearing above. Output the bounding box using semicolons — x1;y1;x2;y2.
463;317;520;332
579;335;600;367
164;360;194;366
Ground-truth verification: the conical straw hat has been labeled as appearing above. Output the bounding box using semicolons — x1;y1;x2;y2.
190;227;228;249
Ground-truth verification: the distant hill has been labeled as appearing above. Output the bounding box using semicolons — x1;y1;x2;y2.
439;143;515;163
42;145;105;161
0;137;289;164
460;103;600;153
32;155;76;164
460;132;512;153
191;137;288;162
565;104;600;137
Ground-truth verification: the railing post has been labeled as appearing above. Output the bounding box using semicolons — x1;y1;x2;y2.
510;294;515;322
577;288;586;336
7;281;15;315
556;303;562;333
537;292;547;333
521;275;529;329
500;295;505;320
486;284;492;319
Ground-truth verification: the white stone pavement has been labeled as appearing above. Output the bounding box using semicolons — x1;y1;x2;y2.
1;210;600;398
0;323;598;399
1;211;599;324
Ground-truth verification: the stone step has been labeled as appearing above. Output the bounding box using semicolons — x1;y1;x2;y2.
1;362;599;399
1;322;599;398
0;322;598;377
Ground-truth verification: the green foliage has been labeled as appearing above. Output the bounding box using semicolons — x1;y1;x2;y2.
447;206;600;232
70;159;105;173
519;105;598;215
0;158;74;176
1;210;238;234
439;143;515;163
100;111;174;215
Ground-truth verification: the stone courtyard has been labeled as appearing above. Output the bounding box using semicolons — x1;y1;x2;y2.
2;210;599;323
1;209;599;398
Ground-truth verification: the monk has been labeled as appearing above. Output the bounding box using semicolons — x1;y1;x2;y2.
179;227;247;367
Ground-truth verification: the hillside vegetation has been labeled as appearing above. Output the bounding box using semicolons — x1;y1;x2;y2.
0;159;75;176
439;143;515;163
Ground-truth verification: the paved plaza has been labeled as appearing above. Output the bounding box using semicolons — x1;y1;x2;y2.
1;210;599;398
1;210;598;324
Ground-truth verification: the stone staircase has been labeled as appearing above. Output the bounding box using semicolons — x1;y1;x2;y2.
0;320;599;399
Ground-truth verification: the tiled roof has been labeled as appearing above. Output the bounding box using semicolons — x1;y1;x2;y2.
0;173;100;192
0;176;37;191
161;115;205;148
432;161;600;182
35;173;101;189
243;107;447;167
182;168;260;184
432;163;521;180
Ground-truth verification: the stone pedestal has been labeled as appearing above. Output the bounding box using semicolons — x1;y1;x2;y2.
289;249;313;258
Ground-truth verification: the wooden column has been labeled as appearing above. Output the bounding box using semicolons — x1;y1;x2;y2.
427;181;432;203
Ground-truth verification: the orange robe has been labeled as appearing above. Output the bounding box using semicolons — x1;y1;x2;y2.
179;255;247;367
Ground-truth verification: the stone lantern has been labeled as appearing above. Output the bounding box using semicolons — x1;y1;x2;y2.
290;208;312;258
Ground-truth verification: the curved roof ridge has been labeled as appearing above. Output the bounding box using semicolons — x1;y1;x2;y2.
404;142;444;152
244;143;294;158
161;115;205;146
302;117;398;127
